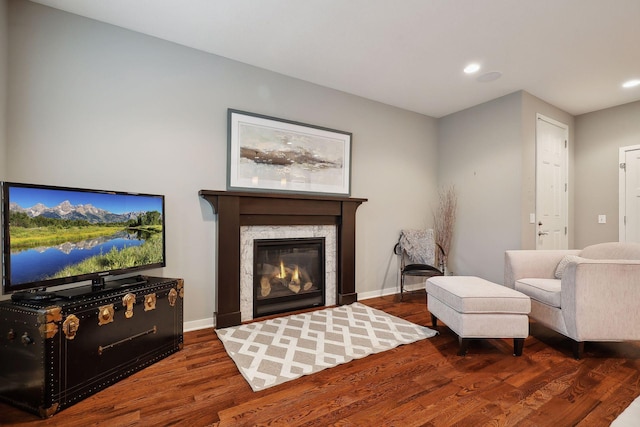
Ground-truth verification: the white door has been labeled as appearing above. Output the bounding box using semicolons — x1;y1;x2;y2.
620;145;640;242
535;114;569;250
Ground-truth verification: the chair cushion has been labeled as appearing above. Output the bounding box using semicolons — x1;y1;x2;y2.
515;278;561;308
426;276;530;314
404;263;442;275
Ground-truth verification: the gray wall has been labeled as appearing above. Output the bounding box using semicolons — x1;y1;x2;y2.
437;92;523;283
437;91;575;284
437;92;637;281
0;0;6;178
4;1;439;324
4;1;638;326
575;100;640;247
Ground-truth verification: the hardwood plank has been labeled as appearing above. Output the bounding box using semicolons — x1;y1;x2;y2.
1;292;640;426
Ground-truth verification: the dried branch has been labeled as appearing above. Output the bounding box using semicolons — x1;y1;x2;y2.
433;186;457;268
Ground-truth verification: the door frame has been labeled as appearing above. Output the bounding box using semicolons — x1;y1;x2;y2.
535;113;569;249
619;144;640;241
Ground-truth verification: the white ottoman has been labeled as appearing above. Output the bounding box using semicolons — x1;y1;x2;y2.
426;276;531;356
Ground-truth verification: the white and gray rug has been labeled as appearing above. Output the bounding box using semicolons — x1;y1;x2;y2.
215;302;438;391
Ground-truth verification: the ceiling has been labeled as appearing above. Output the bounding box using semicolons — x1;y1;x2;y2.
30;0;640;118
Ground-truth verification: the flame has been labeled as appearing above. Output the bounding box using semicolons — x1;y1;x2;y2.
292;266;299;283
279;260;285;279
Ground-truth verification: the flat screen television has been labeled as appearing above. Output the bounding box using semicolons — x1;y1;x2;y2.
1;182;166;298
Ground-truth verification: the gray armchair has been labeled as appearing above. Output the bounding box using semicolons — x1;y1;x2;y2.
504;242;640;358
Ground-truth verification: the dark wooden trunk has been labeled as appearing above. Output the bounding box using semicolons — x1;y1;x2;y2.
0;276;184;418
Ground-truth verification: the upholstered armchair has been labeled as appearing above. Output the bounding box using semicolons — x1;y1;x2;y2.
504;242;640;358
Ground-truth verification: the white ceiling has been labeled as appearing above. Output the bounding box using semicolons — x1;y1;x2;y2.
30;0;640;118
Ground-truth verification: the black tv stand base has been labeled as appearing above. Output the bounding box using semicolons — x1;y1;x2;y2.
25;275;151;300
91;277;106;290
10;290;57;302
91;275;147;291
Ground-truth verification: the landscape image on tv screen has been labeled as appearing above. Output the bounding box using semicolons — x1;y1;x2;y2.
5;184;165;289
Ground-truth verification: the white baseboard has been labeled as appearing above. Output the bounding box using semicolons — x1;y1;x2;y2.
183;286;413;332
358;284;424;301
357;287;399;301
184;317;214;332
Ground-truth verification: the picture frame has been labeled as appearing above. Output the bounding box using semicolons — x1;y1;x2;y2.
227;109;352;196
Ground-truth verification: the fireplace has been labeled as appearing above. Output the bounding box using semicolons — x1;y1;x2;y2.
253;237;325;317
199;190;367;328
240;225;336;321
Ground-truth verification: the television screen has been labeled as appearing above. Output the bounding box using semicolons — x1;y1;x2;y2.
1;182;165;295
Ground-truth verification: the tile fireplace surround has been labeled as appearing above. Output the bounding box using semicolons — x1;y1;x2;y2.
199;190;367;328
241;225;336;321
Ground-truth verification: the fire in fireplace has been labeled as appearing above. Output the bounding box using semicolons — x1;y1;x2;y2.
253;237;325;317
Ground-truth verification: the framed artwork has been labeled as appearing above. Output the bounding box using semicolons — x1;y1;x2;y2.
227;109;352;196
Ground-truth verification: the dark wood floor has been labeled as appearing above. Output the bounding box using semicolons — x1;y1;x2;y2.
2;292;640;426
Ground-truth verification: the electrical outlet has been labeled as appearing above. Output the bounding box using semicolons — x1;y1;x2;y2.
598;215;607;224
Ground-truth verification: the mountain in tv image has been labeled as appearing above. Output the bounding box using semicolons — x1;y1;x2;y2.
10;200;145;224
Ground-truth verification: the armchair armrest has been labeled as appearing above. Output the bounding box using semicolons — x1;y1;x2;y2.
504;249;580;288
561;259;640;341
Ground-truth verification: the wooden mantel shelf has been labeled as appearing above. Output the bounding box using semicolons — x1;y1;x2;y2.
199;190;367;328
199;190;367;211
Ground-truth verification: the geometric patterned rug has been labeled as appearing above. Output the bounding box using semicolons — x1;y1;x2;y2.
215;302;438;391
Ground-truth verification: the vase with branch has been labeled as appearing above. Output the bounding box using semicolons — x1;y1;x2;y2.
433;186;457;275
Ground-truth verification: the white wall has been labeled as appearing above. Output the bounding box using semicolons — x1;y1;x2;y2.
5;1;439;322
575;100;640;247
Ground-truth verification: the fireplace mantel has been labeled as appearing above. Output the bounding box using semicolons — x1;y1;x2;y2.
199;190;367;328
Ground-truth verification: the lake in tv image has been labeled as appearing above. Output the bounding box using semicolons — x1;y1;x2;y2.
7;185;164;286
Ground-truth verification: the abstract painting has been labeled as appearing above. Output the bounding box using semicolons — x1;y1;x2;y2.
227;110;351;195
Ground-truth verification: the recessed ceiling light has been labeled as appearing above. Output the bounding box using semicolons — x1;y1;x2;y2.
622;79;640;88
477;71;502;82
464;63;480;74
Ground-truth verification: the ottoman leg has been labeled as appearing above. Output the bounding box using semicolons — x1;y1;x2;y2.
458;337;469;356
513;338;525;356
430;313;438;328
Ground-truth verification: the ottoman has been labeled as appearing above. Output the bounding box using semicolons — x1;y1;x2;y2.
426;276;531;356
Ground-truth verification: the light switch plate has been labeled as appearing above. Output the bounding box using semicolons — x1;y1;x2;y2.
598;215;607;224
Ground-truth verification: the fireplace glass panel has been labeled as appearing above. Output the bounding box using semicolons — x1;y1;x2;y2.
253;237;325;317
